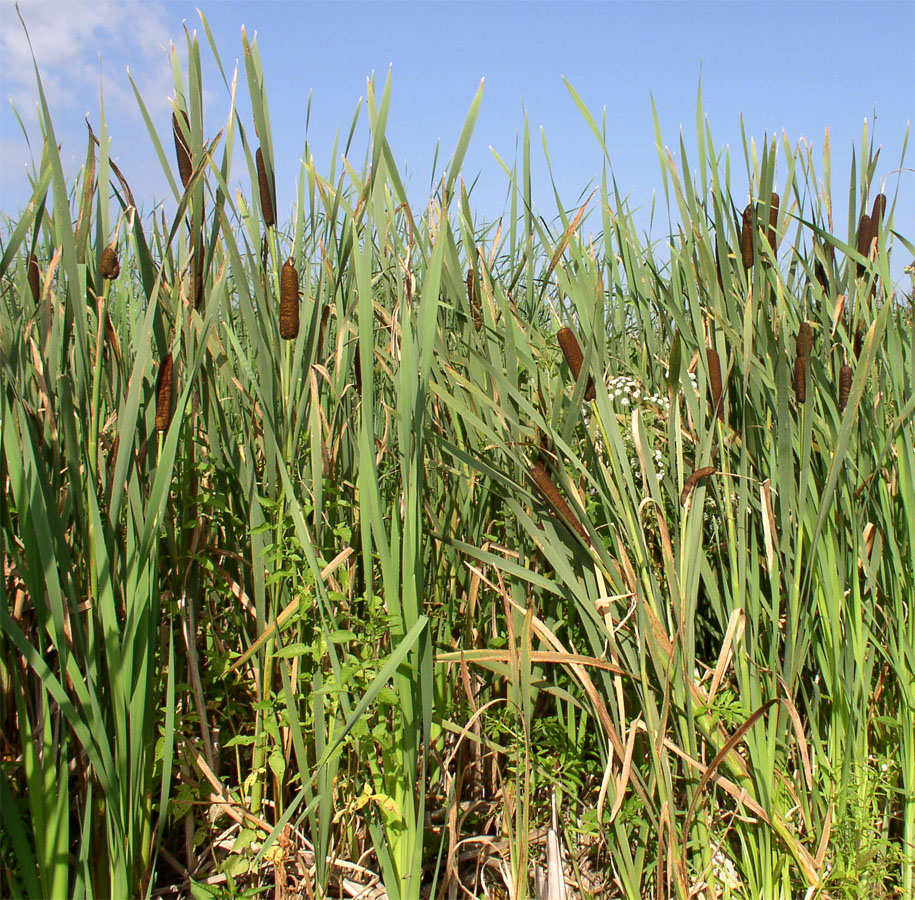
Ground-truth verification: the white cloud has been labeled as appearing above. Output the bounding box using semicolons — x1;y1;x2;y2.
0;1;191;213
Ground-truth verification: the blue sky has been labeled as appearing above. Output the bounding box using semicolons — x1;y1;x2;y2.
2;0;913;282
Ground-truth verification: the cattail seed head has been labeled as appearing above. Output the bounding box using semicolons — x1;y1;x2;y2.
467;268;483;332
870;193;886;228
766;192;780;254
680;466;717;506
256;147;276;228
317;306;330;360
794;324;810;404
796;321;812;357
854;321;864;359
280;258;300;340
838;364;852;412
740;204;755;269
155;353;174;432
856;213;871;276
192;243;204;310
707;347;724;422
173;110;192;189
557;327;595;401
99;245;120;280
27;253;40;303
529;461;590;545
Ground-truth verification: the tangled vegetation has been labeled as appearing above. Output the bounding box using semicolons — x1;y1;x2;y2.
1;16;913;900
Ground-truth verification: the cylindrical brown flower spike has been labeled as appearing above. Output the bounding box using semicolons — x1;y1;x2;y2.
173;110;192;189
155;353;175;432
557;327;595;401
766;193;780;254
740;204;755;269
27;253;40;303
853;321;864;359
707;347;724;422
529;461;590;545
795;323;811;404
467;268;482;331
280;258;300;340
855;213;871;277
100;245;120;280
838;364;852;413
256;147;276;228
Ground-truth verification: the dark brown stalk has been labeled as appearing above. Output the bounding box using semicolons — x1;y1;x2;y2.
740;204;755;269
557;327;595;401
27;253;40;303
529;461;590;545
766;193;780;254
256;147;276;228
99;245;120;280
280;258;300;340
173;110;193;189
707;347;724;422
155;353;175;432
838;364;852;413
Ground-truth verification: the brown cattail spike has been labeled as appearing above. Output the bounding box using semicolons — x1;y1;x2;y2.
767;193;780;254
838;364;852;412
27;253;40;303
529;461;590;545
173;110;192;189
256;147;276;228
99;245;120;280
280;258;300;340
557;327;595;401
855;213;871;277
740;204;755;269
155;353;175;432
795;323;810;404
870;193;886;226
707;347;724;422
680;466;717;506
467;268;482;331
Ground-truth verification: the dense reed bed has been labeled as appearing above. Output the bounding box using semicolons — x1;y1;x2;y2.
1;17;913;900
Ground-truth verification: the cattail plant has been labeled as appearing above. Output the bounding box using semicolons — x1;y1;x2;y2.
100;245;120;280
838;363;852;413
27;253;40;303
316;305;330;360
467;268;482;332
854;321;864;359
172;110;192;189
192;242;205;310
856;213;872;277
871;193;886;230
766;192;780;254
740;204;755;269
795;322;811;403
155;353;174;432
280;258;300;340
707;346;724;421
680;466;716;505
256;147;276;228
529;461;590;545
557;327;595;401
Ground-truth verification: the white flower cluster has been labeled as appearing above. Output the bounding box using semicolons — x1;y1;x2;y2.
607;375;671;409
